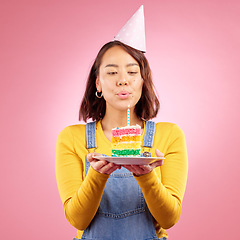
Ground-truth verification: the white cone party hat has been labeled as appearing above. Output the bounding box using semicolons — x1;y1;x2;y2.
114;5;146;52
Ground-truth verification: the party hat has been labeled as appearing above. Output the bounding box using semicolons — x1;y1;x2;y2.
114;5;146;52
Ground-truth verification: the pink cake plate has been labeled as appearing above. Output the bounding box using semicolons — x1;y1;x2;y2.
93;155;164;165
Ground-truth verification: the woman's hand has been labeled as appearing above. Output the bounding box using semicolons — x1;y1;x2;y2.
123;149;164;176
87;153;121;175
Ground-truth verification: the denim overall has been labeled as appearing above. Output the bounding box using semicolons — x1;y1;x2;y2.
74;121;167;240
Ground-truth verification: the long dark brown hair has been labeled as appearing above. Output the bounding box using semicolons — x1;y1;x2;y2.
79;41;160;122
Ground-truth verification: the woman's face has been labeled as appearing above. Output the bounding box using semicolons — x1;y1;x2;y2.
96;46;143;112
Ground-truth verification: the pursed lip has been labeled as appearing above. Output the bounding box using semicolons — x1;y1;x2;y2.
116;91;130;99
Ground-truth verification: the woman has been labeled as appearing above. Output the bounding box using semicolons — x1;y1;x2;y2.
56;40;188;239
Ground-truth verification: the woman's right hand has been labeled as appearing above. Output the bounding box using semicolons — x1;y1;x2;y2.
87;153;121;175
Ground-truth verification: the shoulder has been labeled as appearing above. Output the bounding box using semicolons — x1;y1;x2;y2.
57;124;86;141
155;122;185;137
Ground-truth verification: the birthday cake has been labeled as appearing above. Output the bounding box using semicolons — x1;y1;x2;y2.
111;125;141;157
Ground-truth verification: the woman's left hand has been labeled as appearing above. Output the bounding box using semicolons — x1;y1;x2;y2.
123;149;164;176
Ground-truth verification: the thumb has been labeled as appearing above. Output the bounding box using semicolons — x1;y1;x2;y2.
155;149;164;158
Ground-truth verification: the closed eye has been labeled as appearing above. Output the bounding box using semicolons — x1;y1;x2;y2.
107;71;118;75
128;71;138;75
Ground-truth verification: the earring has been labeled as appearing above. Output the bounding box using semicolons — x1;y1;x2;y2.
95;91;103;98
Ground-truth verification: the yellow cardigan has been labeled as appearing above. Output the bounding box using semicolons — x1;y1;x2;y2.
56;121;188;239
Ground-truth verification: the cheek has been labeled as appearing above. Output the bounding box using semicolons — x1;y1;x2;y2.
99;76;108;87
133;76;142;83
101;79;115;93
133;78;143;90
133;82;143;101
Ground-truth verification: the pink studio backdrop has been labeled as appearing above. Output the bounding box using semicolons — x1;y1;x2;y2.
1;0;240;239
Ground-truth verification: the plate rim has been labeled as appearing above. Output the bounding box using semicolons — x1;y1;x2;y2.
94;155;165;160
93;155;164;165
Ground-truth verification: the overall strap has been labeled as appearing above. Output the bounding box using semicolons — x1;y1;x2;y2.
143;121;156;148
86;120;155;150
86;121;97;150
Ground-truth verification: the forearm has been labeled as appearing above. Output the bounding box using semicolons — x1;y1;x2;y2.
64;167;109;230
135;170;181;229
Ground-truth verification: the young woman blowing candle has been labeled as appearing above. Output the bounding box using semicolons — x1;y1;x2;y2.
56;6;188;240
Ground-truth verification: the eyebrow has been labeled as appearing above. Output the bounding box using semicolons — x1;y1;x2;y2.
104;63;139;68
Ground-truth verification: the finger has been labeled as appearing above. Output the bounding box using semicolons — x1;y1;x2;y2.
105;165;120;175
138;164;152;173
122;165;133;172
94;160;108;170
87;153;94;162
88;153;104;163
99;162;117;174
92;153;103;158
155;149;164;157
150;160;163;168
122;165;138;174
124;165;146;176
128;165;140;173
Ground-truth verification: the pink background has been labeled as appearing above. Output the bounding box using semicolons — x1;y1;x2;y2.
1;0;240;239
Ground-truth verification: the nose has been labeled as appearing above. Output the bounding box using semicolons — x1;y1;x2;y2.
117;74;129;86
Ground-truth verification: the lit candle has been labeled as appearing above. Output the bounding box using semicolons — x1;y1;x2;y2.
127;105;130;126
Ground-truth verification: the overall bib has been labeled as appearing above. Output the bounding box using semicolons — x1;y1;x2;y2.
74;121;167;240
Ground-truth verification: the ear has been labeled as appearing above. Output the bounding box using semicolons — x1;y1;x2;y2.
96;76;102;92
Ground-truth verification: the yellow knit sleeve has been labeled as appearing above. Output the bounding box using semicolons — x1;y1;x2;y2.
134;123;188;229
55;126;109;230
